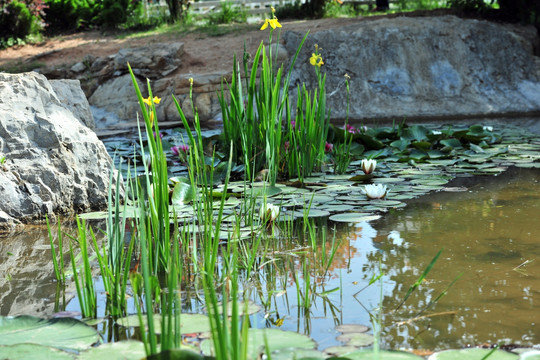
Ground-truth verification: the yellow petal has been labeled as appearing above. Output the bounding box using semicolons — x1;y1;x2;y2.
152;96;161;104
143;97;152;106
260;19;269;30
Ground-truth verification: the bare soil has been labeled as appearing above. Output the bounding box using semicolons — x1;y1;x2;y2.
0;17;367;74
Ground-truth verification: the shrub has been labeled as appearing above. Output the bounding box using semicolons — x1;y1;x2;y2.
0;0;42;47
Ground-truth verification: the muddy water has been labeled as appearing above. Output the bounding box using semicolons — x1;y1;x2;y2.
271;166;540;350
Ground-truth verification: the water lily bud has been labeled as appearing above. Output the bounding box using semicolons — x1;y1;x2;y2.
259;203;280;222
361;159;377;175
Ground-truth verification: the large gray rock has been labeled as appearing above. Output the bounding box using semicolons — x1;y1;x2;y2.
50;79;95;129
0;72;114;229
283;15;540;121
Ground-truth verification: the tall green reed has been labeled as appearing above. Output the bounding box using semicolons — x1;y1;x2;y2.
66;217;96;318
282;45;330;182
219;11;308;185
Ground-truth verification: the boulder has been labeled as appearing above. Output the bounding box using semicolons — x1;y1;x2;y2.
50;79;96;129
283;15;540;121
0;72;114;229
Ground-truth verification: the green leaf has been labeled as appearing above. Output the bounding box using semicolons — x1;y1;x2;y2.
0;316;100;351
390;139;410;152
427;349;518;360
201;328;316;359
171;182;195;206
340;350;424;360
116;314;211;335
401;125;430;142
357;134;385;150
147;348;207;360
439;139;463;150
0;343;75;360
78;341;146;360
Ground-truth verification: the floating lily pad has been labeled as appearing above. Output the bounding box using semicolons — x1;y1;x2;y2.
427;349;518;360
0;343;75;360
293;209;331;218
329;213;381;223
341;350;425;360
0;316;100;351
336;324;370;333
116;313;211;335
271;348;325;360
201;328;316;359
335;332;374;347
323;345;359;357
78;341;146;360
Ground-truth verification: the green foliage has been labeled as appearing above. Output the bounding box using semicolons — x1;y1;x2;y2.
206;1;246;25
43;0;101;34
0;1;41;47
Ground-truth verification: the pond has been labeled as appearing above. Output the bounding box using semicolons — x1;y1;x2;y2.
1;162;538;354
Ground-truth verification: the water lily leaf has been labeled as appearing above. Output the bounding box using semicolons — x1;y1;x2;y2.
324;345;359;357
440;139;463;150
116;313;211;335
401;125;430;142
201;328;316;359
171;182;195;206
515;349;540;359
341;350;424;360
293;209;331;218
336;324;370;333
427;349;518;360
271;348;325;360
147;348;206;360
427;150;447;159
335;332;373;347
251;185;282;197
390;139;410;152
412;141;432;151
329;213;381;223
0;343;75;360
348;174;374;182
0;316;100;351
78;341;146;360
357;134;385;150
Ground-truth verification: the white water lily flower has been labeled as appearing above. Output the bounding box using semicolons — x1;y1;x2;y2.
483;126;493;131
362;184;388;200
259;203;280;222
361;159;377;175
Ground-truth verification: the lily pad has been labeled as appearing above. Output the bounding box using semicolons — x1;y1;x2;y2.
336;324;370;333
78;341;146;360
116;313;211;335
427;349;518;360
201;328;316;359
293;209;331;218
0;343;75;360
0;316;100;351
271;348;325;360
335;332;374;347
329;213;381;223
342;350;425;360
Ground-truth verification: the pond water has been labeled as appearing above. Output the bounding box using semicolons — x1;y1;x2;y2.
1;166;538;352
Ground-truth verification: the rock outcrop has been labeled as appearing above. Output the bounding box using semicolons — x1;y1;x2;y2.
283;15;540;121
38;15;540;125
0;72;114;229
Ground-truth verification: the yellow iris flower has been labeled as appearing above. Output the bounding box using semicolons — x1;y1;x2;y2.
310;53;324;67
143;96;161;106
260;18;282;30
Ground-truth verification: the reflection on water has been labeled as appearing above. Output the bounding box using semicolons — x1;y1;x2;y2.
1;167;539;352
241;167;540;351
368;166;540;350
